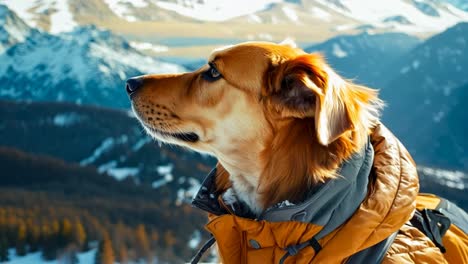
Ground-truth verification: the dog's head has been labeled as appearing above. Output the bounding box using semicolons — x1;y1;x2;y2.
129;41;380;150
128;41;382;207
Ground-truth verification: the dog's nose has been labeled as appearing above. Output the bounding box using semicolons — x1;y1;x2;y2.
126;77;144;95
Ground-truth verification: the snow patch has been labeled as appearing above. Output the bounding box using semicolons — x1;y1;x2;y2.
419;166;466;190
132;137;151;151
400;66;411;74
52;112;83;127
90;42;184;76
5;248;97;264
81;135;131;166
176;177;201;205
248;14;262;23
80;137;115;165
97;160;118;173
282;6;298;22
155;0;281;22
188;230;202;249
157;164;173;175
130;41;169;53
107;167;140;180
332;43;348;58
152;164;175;189
433;111;445;123
315;0;468;33
310;7;331;21
103;0;149;22
1;0;76;33
0;1;38;28
48;0;77;34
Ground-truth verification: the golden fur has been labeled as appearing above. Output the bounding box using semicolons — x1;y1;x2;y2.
130;41;383;214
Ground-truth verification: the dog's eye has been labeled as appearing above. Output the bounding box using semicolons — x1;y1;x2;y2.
202;63;222;81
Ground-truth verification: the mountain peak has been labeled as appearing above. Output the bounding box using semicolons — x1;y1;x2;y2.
0;19;184;108
66;25;118;43
0;4;34;53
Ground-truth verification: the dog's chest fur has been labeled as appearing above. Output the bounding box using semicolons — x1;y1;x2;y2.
229;173;263;216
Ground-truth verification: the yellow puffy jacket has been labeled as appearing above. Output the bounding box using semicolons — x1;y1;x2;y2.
191;124;468;263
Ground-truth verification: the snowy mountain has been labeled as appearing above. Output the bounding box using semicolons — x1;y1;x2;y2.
1;0;467;47
382;22;468;127
0;4;35;53
404;82;468;170
104;0;283;22
418;165;468;209
0;6;184;108
305;32;421;87
443;0;468;11
311;0;468;33
380;22;468;170
0;0;77;34
98;0;468;33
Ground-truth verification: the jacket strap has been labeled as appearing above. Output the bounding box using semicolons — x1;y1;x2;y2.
190;236;216;264
409;209;451;253
278;237;322;264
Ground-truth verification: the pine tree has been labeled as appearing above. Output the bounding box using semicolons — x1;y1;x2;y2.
0;237;9;262
15;222;27;256
59;218;73;246
150;229;160;252
164;230;177;249
95;234;114;264
41;223;58;260
28;224;41;252
72;220;87;251
117;244;128;264
135;224;152;262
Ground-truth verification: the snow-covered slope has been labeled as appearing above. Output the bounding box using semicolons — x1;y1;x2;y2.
403;82;468;171
380;22;468;170
314;0;468;33
0;7;184;108
0;0;77;34
5;248;96;264
443;0;468;11
100;0;468;27
382;22;468;123
418;166;468;208
0;4;35;53
103;0;468;33
0;100;215;203
305;32;421;87
105;0;282;22
2;0;468;37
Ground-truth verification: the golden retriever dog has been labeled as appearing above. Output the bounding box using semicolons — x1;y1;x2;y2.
126;41;382;215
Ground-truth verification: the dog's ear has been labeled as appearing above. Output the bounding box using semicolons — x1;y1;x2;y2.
267;54;361;145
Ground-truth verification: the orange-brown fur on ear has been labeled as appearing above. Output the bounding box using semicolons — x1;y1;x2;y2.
258;54;383;208
265;54;328;118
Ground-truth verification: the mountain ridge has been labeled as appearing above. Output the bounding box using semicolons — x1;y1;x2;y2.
0;6;184;108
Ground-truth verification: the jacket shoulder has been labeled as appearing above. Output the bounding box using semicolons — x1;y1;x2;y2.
383;224;447;264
